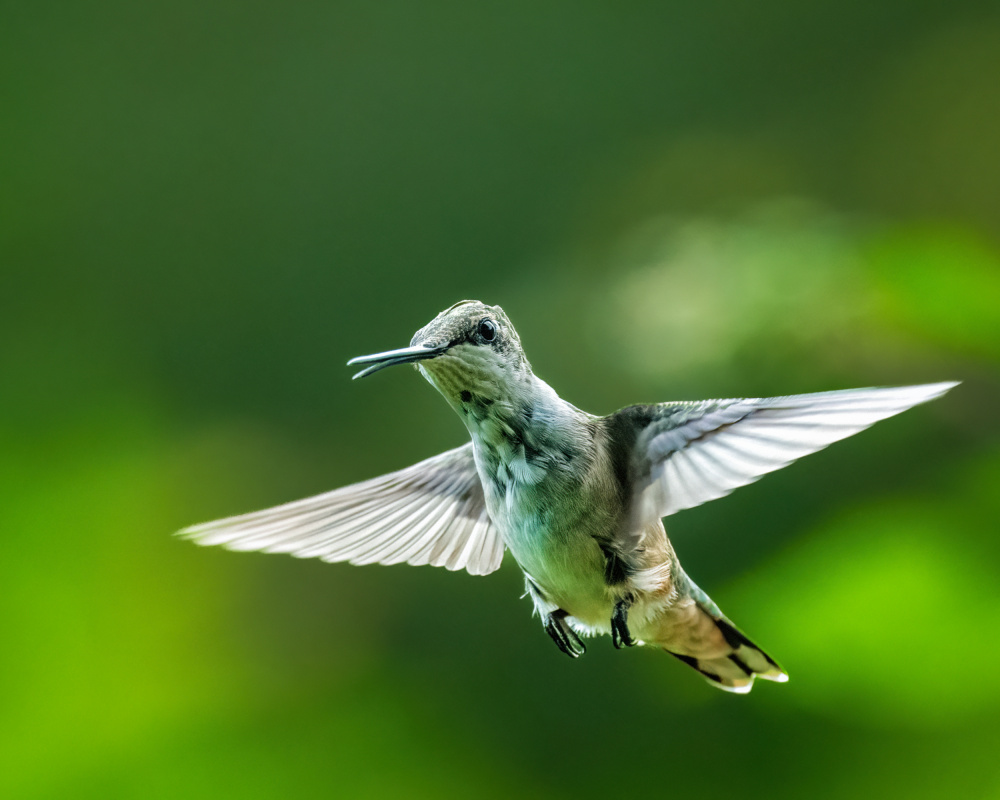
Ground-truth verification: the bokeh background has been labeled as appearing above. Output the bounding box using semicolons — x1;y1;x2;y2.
4;1;1000;797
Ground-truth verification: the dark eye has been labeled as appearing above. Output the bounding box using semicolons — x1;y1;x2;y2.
478;318;497;342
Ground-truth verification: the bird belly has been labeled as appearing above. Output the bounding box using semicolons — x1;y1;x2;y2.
471;427;628;631
501;505;681;637
497;505;617;631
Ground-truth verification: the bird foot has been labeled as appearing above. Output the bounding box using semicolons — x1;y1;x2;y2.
544;610;586;658
611;597;636;649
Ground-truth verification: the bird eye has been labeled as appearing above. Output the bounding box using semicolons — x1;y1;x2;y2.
478;319;497;342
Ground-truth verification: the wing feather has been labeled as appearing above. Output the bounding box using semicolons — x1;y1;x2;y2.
624;382;957;521
179;443;504;576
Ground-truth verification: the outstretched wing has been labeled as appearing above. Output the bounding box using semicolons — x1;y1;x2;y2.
178;443;504;576
617;382;957;524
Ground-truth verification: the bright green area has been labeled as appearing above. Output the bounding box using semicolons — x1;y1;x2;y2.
3;2;999;798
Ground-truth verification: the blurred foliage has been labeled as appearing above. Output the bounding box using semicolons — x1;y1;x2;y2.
3;1;1000;798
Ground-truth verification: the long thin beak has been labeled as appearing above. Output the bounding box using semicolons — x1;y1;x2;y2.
347;344;448;379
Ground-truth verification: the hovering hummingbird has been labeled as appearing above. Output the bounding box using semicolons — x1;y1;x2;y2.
181;300;957;692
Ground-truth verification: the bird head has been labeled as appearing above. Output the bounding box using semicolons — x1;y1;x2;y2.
348;300;532;411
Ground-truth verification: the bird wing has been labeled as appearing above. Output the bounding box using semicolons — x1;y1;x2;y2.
618;382;957;523
178;443;504;576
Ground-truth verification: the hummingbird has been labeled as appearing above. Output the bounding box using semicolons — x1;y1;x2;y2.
180;300;957;692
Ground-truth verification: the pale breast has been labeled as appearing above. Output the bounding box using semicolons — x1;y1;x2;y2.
477;447;616;623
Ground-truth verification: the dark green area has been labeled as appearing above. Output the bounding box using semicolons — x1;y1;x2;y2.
3;1;999;797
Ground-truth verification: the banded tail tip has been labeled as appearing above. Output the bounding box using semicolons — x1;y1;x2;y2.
668;611;788;693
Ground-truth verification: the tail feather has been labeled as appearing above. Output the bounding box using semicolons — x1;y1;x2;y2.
666;616;787;693
714;616;787;681
662;601;787;693
650;565;787;692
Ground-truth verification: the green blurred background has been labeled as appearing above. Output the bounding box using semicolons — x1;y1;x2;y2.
4;1;1000;797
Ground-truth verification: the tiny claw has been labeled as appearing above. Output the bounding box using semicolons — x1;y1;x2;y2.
611;597;636;649
544;610;586;658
